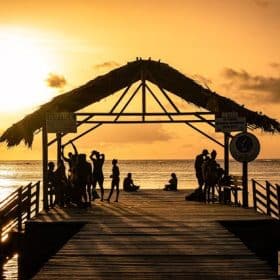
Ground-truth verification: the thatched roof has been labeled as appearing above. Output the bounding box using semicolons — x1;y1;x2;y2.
1;59;279;147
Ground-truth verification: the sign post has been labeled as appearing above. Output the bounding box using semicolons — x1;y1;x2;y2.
215;112;246;133
230;132;260;207
216;112;246;180
42;112;77;210
46;112;77;133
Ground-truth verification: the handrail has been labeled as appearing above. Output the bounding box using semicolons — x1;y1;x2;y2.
252;179;280;219
0;181;40;242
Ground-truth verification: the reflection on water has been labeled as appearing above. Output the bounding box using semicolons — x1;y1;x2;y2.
1;254;18;280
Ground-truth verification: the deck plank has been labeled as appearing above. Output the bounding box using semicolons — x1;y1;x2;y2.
33;190;277;279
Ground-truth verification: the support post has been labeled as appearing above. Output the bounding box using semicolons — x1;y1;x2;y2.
56;133;62;164
276;184;280;219
224;133;229;177
242;161;248;208
42;121;49;211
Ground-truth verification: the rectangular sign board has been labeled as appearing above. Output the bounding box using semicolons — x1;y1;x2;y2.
215;116;246;132
46;112;77;133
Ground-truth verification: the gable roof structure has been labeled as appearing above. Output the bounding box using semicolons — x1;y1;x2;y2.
1;59;279;147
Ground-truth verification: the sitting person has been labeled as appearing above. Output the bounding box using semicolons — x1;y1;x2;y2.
123;173;140;192
164;173;178;191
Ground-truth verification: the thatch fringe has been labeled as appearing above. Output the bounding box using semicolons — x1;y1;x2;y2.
0;59;279;147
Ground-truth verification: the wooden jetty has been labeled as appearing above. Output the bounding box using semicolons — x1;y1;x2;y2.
31;190;278;280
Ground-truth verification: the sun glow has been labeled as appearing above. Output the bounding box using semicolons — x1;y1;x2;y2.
0;29;54;112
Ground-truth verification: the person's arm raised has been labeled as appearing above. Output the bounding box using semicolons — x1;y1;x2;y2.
71;141;78;155
61;146;68;161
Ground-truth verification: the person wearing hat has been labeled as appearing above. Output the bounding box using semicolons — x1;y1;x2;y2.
194;149;209;190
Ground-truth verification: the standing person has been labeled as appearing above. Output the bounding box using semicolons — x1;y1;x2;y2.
73;154;92;207
61;141;78;180
54;160;68;207
106;159;120;202
194;149;209;190
47;161;56;206
90;150;105;201
204;150;219;202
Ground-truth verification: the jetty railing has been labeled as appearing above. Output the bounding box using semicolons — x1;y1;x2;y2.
0;181;40;241
252;179;280;219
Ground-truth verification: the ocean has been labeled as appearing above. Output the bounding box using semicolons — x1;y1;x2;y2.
0;159;280;202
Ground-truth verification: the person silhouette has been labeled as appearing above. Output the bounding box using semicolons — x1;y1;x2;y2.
47;161;56;205
123;173;139;192
73;154;92;207
90;150;105;201
194;149;209;190
54;160;68;207
61;141;78;180
163;173;178;191
106;159;120;202
204;149;220;202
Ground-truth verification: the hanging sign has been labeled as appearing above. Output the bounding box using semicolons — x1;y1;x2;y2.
230;132;260;162
46;112;77;133
215;112;246;132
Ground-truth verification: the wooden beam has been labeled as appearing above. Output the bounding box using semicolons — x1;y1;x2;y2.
77;120;214;124
115;82;142;122
42;121;49;211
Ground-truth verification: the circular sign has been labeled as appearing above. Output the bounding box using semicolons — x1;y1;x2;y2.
230;132;260;162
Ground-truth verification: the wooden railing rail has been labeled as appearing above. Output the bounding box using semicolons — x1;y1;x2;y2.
252;179;279;219
0;181;40;241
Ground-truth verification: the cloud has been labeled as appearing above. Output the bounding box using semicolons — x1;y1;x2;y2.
253;0;271;7
222;67;280;102
94;61;120;70
270;62;280;69
46;73;67;88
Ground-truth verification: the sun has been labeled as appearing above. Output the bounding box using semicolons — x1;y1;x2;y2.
0;29;54;112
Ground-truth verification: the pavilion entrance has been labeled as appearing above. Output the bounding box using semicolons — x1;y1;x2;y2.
43;76;246;210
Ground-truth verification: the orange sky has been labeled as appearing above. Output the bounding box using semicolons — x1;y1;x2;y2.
0;0;279;160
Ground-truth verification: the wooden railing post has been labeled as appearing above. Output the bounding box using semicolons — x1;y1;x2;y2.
252;179;257;211
0;212;2;244
36;181;40;215
0;213;2;258
276;184;280;219
27;184;32;219
266;181;271;216
18;187;23;232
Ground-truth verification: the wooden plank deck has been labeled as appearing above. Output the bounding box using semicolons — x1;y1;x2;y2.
33;190;277;279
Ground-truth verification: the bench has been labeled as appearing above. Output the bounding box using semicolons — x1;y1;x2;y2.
218;175;243;206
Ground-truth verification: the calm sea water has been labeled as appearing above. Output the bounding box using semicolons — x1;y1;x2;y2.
0;159;280;201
